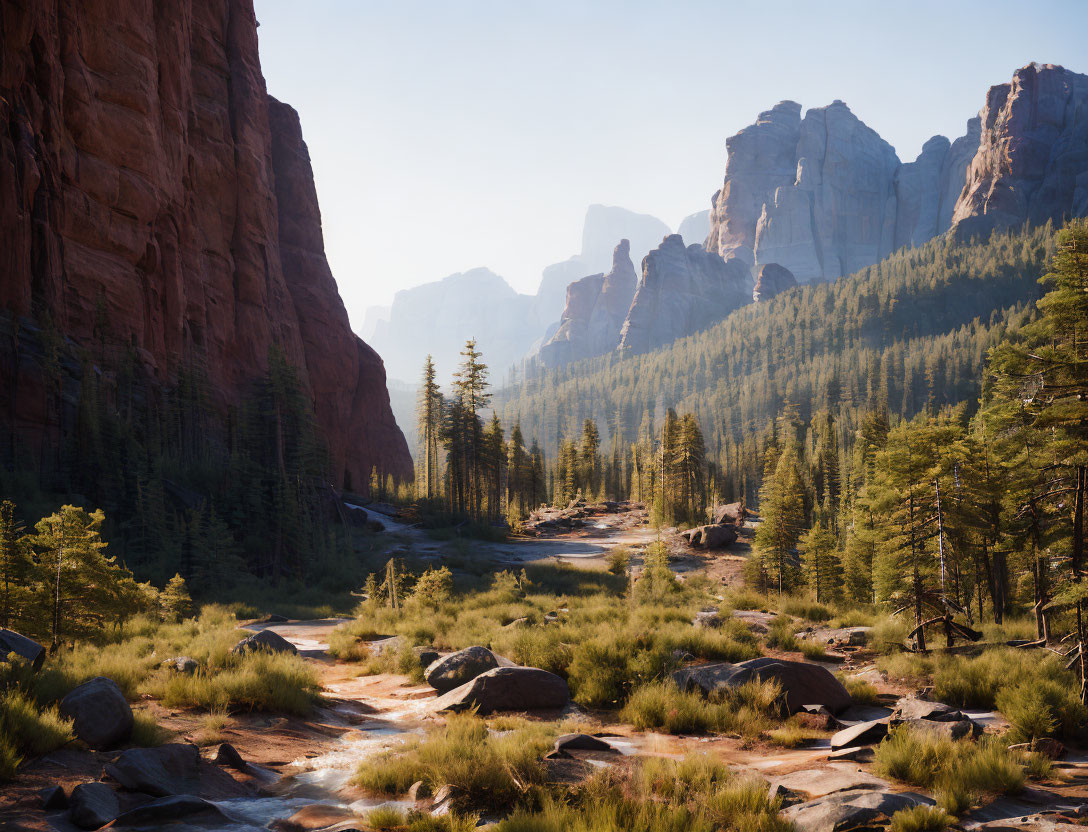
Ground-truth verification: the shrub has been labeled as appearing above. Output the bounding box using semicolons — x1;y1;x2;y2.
153;651;319;714
840;676;880;705
354;714;554;809
0;690;73;756
411;567;453;609
889;805;954;832
874;727;1025;813
781;598;833;622
606;547;631;576
131;711;173;746
766;616;799;651
995;679;1086;742
194;708;230;747
368;806;407;829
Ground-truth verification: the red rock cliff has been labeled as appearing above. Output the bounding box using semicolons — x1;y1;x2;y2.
0;0;411;490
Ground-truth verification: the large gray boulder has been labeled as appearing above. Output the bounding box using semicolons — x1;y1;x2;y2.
783;789;930;832
60;677;133;750
431;666;569;714
830;719;889;750
681;524;738;550
672;657;852;714
104;743;201;797
68;782;119;830
425;646;499;693
898;717;982;741
0;628;45;670
231;628;297;656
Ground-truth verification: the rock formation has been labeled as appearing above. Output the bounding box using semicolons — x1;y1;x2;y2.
532;205;671;327
752;263;798;302
951;63;1088;240
539;240;638;367
369;268;537;383
0;0;411;489
705;101;981;284
618;235;751;356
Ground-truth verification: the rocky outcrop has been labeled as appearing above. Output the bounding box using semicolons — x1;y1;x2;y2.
951;63;1088;240
706;100;982;285
752;263;798;302
0;0;411;491
539;240;638;367
672;657;852;714
618;235;751;355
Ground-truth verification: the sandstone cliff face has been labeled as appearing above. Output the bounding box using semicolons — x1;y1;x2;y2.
0;0;411;489
539;240;637;367
951;64;1088;240
705;101;981;284
618;235;751;356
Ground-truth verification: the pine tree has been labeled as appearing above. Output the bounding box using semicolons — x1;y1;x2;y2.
801;521;841;603
416;355;443;501
0;501;31;630
451;340;490;520
754;444;805;596
160;573;192;622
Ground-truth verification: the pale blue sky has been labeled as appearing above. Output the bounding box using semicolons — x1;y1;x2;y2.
252;0;1085;323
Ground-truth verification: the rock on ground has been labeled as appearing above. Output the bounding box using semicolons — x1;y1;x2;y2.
232;629;298;656
783;789;931;832
672;657;852;714
0;629;45;670
60;677;133;750
68;782;119;830
425;646;500;693
105;743;201;797
111;795;231;827
432;667;570;714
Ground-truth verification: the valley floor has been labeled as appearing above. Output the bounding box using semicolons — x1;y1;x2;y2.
7;506;1088;831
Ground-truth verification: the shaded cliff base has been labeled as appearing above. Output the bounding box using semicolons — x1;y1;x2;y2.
0;310;401;592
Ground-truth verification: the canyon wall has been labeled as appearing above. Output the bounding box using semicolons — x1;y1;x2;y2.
0;0;411;489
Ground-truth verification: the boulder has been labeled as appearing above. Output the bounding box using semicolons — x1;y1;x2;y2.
414;647;440;668
752;263;797;302
111;795;231;827
711;502;748;525
431;666;570;714
214;742;248;771
39;785;67;810
771;764;889;798
161;656;199;673
105;743;201;796
60;677;133;750
672;657;852;714
783;789;929;832
891;698;959;722
0;628;45;670
830;719;889;750
802;627;871;648
231;629;298;656
425;646;500;693
277;803;361;830
68;782;119;830
553;733;616;753
898;717;982;741
682;524;738;549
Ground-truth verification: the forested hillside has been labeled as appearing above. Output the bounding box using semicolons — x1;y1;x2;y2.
496;224;1058;503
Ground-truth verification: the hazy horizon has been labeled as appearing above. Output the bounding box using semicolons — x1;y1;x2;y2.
253;0;1085;328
